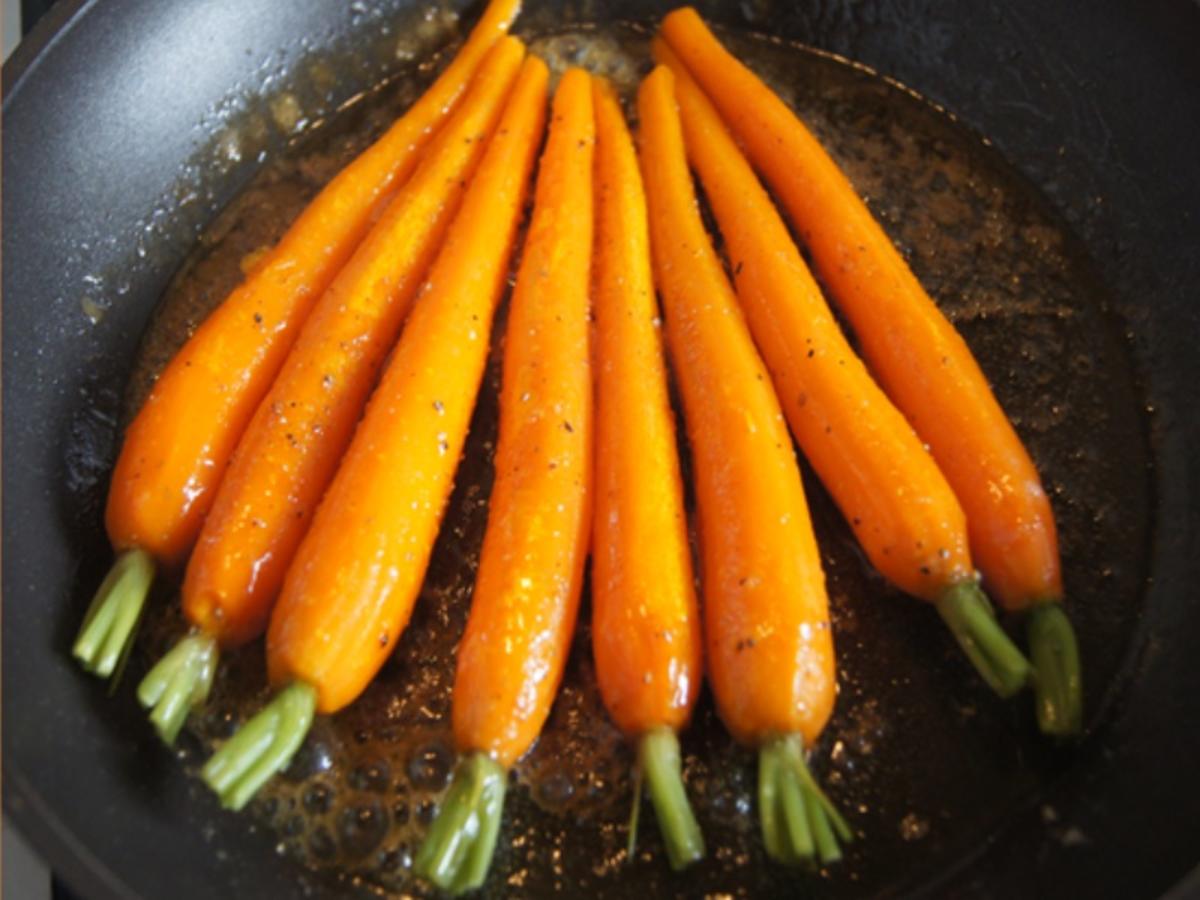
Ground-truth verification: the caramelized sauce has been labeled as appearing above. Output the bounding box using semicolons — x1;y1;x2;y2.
124;21;1150;897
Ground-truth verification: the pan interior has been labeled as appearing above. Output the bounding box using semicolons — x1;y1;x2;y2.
104;20;1150;898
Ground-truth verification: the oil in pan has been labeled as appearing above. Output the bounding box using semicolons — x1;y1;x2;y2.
127;20;1150;898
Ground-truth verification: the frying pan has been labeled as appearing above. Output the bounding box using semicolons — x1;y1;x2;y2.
4;1;1199;897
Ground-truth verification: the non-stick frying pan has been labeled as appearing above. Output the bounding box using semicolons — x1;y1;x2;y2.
4;1;1200;898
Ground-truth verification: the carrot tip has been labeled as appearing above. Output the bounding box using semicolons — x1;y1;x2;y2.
935;581;1032;698
137;632;219;745
72;548;155;680
1027;603;1083;737
638;727;705;870
414;752;507;894
200;680;316;811
758;734;850;867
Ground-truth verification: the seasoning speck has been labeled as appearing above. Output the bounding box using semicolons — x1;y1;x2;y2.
899;812;930;841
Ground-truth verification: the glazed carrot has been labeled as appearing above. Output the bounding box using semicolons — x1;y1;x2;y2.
661;7;1079;734
587;78;704;870
639;65;848;866
199;54;549;809
416;68;595;894
654;40;1030;698
136;38;526;745
72;0;522;680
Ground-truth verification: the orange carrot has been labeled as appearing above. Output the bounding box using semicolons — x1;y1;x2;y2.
639;65;848;867
136;38;526;745
416;68;595;894
654;40;1030;699
72;0;521;680
590;77;704;869
199;54;548;810
661;7;1078;734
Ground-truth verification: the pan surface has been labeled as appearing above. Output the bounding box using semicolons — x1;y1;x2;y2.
4;1;1200;898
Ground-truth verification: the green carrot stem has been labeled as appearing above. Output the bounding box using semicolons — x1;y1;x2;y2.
778;762;814;864
758;734;849;867
638;727;705;870
200;681;316;811
758;735;784;862
72;548;155;679
806;786;840;865
935;580;1032;697
626;754;644;859
789;743;854;844
1027;602;1083;737
414;752;507;895
137;632;219;745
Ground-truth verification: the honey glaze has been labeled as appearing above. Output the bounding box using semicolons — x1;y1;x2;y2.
127;21;1150;898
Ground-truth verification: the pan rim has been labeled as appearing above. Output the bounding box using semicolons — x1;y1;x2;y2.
1;0;93;105
4;6;144;898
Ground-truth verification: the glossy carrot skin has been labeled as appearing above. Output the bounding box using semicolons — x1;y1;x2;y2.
266;56;549;715
656;42;972;603
452;69;596;768
104;0;521;566
183;38;525;648
661;8;1061;611
638;66;834;747
591;79;701;737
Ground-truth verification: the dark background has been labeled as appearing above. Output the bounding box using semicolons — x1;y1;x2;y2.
21;0;52;31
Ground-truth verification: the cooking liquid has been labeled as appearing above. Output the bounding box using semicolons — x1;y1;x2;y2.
125;21;1150;898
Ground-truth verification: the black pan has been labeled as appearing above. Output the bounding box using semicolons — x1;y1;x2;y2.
4;1;1200;898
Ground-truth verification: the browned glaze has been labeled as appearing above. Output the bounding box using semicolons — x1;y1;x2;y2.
128;21;1149;898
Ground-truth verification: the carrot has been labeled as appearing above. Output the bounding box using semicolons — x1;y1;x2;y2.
638;65;849;867
71;0;522;680
653;40;1030;698
660;7;1079;735
415;68;595;894
587;78;704;869
198;54;549;809
135;37;526;746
